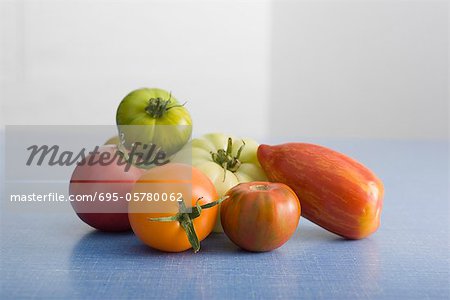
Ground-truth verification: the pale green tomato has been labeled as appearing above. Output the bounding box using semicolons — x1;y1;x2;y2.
172;133;267;232
116;88;192;157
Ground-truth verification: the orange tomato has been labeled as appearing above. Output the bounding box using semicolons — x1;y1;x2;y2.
128;163;219;252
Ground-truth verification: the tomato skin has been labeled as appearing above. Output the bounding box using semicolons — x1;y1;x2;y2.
116;88;192;156
257;143;384;239
128;163;218;252
69;145;144;232
221;182;301;252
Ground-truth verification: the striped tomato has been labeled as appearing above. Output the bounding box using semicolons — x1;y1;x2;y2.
220;182;301;252
257;143;384;239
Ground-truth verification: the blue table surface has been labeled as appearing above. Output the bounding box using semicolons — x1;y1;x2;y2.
1;139;449;299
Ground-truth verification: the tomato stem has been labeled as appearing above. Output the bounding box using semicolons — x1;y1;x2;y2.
148;196;229;253
145;92;186;118
210;138;245;181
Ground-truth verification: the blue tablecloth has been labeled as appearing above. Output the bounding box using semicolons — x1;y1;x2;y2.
1;140;449;299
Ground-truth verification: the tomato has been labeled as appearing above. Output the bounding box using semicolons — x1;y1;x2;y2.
116;88;192;156
220;182;301;252
257;143;384;239
172;133;267;232
128;163;219;253
69;145;144;232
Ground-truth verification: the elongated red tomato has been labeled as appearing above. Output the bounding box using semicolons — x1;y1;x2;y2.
257;143;384;239
220;182;301;252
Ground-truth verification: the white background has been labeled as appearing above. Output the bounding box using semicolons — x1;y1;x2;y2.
1;0;448;140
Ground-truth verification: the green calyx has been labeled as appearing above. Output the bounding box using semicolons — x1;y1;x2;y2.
148;196;229;253
211;137;245;181
145;93;185;119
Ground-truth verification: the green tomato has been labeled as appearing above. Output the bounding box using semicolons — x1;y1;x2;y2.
172;133;267;232
116;88;192;157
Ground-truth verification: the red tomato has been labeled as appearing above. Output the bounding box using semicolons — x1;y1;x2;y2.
221;182;301;252
129;163;219;253
70;145;144;232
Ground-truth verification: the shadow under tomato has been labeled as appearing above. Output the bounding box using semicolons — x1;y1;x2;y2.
124;232;241;257
70;230;137;259
294;223;345;243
